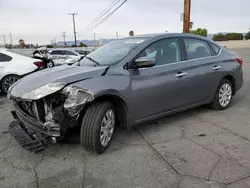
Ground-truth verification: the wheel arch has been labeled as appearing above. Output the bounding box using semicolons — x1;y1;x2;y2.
223;75;236;95
84;94;129;129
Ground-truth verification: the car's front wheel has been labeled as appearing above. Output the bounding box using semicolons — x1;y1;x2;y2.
1;75;20;94
211;79;233;110
80;101;115;154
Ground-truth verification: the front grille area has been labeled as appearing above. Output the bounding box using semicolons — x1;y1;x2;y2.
17;99;46;122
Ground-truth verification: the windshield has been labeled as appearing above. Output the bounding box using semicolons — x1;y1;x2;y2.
78;38;147;66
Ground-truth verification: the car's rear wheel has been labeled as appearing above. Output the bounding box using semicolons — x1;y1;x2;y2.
211;79;233;110
46;60;54;68
80;101;115;154
1;75;20;94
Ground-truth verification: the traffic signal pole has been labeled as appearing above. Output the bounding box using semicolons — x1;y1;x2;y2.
183;0;191;33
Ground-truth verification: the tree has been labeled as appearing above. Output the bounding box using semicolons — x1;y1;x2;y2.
129;30;134;36
189;28;208;37
212;33;226;41
19;39;25;48
245;32;250;40
80;42;87;47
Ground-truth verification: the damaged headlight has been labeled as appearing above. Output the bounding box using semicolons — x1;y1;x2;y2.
22;83;66;100
62;86;94;109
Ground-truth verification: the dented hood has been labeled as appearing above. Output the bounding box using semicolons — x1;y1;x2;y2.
10;65;108;98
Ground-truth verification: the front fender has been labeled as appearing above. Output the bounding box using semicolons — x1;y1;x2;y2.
71;75;131;102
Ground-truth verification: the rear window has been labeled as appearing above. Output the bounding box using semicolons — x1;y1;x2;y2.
0;53;12;62
210;43;221;55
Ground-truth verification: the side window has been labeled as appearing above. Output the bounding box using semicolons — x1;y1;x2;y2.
64;50;76;56
210;43;221;55
137;38;181;66
50;50;62;55
0;53;12;62
183;38;212;60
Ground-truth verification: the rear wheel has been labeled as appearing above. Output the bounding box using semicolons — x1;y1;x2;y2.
46;60;54;68
210;79;233;110
80;101;115;154
1;75;20;94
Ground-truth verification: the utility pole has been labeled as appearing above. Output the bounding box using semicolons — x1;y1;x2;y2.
116;31;118;39
62;32;66;46
68;13;78;46
2;35;6;47
54;38;56;46
94;33;96;47
183;0;191;33
9;33;13;47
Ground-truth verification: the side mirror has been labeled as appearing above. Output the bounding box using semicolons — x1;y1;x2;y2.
134;57;155;69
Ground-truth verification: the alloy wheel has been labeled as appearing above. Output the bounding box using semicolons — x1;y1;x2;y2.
219;83;232;107
100;109;115;147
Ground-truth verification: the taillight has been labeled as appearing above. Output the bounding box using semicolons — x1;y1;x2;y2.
236;57;243;67
33;61;44;68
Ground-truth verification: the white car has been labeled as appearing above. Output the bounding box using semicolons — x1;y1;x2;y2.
49;49;82;66
0;49;44;94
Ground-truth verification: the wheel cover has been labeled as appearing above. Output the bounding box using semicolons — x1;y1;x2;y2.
100;109;115;147
47;62;53;68
3;77;18;92
219;83;232;107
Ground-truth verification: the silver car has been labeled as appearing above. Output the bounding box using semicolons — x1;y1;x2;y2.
8;33;243;154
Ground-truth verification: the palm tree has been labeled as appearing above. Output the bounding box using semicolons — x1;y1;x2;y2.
129;30;134;36
19;39;25;48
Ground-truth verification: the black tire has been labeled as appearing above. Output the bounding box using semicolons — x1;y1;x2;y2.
1;75;20;94
210;79;233;110
80;101;115;154
46;60;54;68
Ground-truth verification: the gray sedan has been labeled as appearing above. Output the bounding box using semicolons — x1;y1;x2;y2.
8;33;243;154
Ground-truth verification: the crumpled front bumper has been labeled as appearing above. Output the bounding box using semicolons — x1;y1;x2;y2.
8;103;61;153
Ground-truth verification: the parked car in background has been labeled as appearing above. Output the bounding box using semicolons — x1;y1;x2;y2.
75;49;91;56
32;47;55;68
0;49;44;94
8;33;243;154
49;49;82;66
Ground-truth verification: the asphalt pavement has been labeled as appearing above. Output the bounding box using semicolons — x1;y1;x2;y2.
1;48;250;188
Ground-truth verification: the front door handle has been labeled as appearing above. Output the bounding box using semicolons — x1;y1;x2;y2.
213;65;221;70
175;72;187;78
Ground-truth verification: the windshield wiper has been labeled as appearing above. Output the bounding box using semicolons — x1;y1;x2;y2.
85;56;100;66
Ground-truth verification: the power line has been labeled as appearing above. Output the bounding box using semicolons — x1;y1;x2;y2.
86;0;127;32
83;0;121;32
68;13;78;46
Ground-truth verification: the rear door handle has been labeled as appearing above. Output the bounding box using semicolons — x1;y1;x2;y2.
175;72;187;78
213;65;221;70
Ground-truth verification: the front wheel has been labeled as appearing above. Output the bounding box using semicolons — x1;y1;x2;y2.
1;75;20;94
80;102;115;154
210;79;233;110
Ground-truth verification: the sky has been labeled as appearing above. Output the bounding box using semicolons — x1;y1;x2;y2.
0;0;250;45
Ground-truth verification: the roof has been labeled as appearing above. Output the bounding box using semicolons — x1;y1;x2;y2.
124;33;209;40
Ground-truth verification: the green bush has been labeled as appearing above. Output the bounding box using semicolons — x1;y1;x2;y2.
213;33;244;41
189;28;208;37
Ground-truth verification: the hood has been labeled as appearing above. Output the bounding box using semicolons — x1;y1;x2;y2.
10;65;108;98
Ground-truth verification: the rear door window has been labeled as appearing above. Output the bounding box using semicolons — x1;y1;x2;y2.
50;50;63;55
210;43;221;55
64;50;76;56
183;38;212;60
0;53;12;62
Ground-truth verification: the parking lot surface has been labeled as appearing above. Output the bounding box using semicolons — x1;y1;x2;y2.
0;48;250;188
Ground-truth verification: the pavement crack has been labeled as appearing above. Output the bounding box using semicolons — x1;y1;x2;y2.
0;137;12;153
208;156;222;179
34;152;45;188
134;128;181;176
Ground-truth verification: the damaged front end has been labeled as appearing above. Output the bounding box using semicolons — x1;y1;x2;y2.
8;83;94;153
